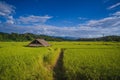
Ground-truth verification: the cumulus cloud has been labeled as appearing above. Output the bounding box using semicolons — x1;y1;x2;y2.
0;1;52;25
0;1;15;24
19;11;120;37
84;17;120;28
16;15;52;25
107;2;120;10
1;11;120;38
112;11;120;16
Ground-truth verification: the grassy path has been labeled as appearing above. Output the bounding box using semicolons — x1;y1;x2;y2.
53;49;66;80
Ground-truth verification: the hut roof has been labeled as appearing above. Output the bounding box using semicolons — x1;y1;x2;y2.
29;39;50;47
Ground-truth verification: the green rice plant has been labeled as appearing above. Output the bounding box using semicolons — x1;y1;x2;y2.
0;42;120;80
0;42;58;80
64;48;120;80
43;48;61;68
51;41;120;49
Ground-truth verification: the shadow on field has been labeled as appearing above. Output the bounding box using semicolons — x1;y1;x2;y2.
23;45;42;48
53;49;67;80
23;45;28;47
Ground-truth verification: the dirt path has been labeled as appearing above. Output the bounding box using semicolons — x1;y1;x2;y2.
53;49;66;80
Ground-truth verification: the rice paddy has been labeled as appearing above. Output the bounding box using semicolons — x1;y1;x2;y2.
0;42;120;80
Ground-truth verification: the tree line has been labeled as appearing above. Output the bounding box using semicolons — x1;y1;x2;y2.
77;36;120;42
0;32;66;41
0;32;120;41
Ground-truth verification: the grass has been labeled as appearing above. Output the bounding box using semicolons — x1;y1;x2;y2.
0;42;60;80
63;44;120;80
51;41;120;49
0;41;120;80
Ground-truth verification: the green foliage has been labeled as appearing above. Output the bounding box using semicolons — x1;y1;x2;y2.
77;35;120;41
0;32;120;42
0;32;66;41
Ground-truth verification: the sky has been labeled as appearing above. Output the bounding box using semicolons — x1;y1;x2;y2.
0;0;120;38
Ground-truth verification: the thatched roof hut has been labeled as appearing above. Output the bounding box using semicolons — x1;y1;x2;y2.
28;39;50;47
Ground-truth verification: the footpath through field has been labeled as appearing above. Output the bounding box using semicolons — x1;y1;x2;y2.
53;48;66;80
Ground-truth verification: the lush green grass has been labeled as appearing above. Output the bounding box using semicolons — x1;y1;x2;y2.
0;42;60;80
0;41;120;80
51;41;120;49
63;44;120;80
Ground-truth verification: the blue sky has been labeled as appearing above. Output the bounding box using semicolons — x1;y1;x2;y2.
0;0;120;37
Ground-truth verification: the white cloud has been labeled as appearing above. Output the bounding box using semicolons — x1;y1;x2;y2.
6;19;14;24
1;12;120;38
112;11;120;16
0;1;15;16
0;1;15;24
16;15;52;25
17;11;120;37
107;2;120;10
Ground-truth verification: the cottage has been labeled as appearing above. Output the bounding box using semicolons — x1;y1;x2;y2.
28;39;50;47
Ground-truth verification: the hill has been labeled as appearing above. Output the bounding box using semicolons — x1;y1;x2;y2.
0;32;120;41
77;35;120;42
0;32;67;41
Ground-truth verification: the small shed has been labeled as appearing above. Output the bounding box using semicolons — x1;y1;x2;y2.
28;39;50;47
